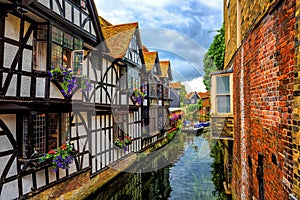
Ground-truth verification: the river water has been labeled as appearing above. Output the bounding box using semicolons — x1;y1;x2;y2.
86;130;221;200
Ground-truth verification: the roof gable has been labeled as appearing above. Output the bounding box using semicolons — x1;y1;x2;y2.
170;82;181;89
186;92;200;100
160;60;173;80
101;22;139;59
33;0;106;46
198;91;210;99
143;51;161;75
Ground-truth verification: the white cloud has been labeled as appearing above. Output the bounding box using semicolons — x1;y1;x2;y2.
96;0;193;27
95;0;223;81
182;77;207;93
198;0;223;11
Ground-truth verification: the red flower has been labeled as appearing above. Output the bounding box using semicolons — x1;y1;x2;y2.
60;143;67;150
48;149;56;154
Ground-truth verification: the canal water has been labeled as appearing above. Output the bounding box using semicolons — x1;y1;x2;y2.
86;130;223;200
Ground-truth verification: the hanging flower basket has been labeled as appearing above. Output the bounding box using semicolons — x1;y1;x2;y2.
39;141;76;172
48;66;92;97
131;88;146;105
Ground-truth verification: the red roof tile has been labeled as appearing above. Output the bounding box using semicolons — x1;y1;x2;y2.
101;22;138;59
170;82;181;89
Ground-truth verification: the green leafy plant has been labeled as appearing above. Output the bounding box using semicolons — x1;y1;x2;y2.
203;24;225;91
114;135;132;150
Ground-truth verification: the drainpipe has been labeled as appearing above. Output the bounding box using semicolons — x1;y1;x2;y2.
240;46;247;199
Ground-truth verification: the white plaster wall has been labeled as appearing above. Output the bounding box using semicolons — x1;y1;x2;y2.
53;0;61;16
49;82;64;99
65;1;72;22
4;43;18;69
72;90;82;100
37;0;50;8
2;73;17;96
24;21;33;46
1;180;18;200
91;26;96;36
74;9;80;27
81;14;89;33
22;49;32;72
36;169;46;188
5;14;20;41
21;76;31;97
36;78;46;98
95;89;100;103
0;115;16;139
22;174;33;195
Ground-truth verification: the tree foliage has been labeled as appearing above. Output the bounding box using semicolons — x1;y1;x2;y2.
180;85;187;107
203;24;225;91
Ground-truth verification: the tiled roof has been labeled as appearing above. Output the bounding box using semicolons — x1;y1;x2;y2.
101;22;138;59
202;99;210;107
198;91;210;99
142;46;149;52
160;60;170;78
170;82;181;89
98;16;113;27
186;91;198;100
143;51;158;71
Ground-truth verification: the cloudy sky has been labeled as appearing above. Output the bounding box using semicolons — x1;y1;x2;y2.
95;0;223;92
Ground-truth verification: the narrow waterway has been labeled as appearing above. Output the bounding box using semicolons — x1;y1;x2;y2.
86;130;224;200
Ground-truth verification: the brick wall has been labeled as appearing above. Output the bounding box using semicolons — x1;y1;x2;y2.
293;0;300;198
224;0;282;69
231;0;295;199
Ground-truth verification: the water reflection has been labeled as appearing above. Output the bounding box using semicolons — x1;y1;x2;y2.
85;131;229;200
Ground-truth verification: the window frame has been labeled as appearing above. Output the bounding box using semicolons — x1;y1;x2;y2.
50;26;83;73
22;112;71;158
211;72;233;115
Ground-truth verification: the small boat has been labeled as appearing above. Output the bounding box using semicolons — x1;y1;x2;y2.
196;122;210;127
181;126;204;134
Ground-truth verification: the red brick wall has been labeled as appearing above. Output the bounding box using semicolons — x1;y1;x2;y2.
232;1;295;199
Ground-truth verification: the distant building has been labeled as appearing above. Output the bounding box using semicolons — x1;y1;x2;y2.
185;91;200;105
198;92;210;122
170;82;181;108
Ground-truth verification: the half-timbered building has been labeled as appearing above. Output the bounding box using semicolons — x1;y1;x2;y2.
98;21;145;165
0;0;110;198
159;60;173;130
141;50;162;136
0;0;177;195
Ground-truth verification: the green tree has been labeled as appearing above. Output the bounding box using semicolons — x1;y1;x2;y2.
203;24;225;91
180;85;187;107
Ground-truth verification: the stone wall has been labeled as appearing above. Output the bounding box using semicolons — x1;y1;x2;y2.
211;116;234;138
230;0;295;199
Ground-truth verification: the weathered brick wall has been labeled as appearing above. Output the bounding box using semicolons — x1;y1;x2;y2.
225;0;285;68
293;0;300;198
224;0;237;68
231;0;295;199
